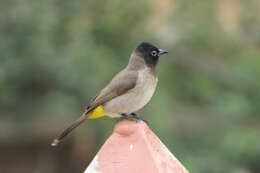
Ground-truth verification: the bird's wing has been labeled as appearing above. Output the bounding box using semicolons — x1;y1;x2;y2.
86;69;138;112
51;69;138;146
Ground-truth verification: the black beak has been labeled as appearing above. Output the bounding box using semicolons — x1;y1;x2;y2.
158;49;168;55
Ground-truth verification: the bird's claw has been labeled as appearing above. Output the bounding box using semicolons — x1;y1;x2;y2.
120;113;149;125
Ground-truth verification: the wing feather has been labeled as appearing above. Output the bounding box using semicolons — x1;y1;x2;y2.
87;69;138;112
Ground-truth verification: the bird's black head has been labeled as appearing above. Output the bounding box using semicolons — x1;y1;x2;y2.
135;42;168;66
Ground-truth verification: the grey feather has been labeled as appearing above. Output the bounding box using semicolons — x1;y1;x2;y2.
86;69;138;112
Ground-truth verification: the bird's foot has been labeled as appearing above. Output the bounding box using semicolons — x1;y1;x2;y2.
120;113;149;125
130;112;137;117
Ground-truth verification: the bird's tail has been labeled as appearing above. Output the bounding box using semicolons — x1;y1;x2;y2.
51;110;89;146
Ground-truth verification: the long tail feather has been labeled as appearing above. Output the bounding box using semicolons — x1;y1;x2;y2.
51;110;89;146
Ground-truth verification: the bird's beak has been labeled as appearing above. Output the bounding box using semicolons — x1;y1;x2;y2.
158;49;168;55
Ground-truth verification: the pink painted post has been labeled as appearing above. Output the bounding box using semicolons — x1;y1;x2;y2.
84;120;189;173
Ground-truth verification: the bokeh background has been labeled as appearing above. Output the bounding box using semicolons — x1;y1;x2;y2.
1;0;260;172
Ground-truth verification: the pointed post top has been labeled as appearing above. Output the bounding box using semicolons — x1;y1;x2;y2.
84;120;189;173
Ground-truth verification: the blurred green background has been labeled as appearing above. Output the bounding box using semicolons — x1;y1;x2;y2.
1;0;260;172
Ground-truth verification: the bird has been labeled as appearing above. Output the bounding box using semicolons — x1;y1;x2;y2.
51;42;168;146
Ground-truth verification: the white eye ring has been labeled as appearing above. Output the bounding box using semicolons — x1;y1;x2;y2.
151;50;157;56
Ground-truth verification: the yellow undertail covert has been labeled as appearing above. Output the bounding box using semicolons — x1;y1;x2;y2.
88;105;105;119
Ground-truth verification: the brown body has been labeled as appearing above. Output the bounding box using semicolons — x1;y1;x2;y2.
52;42;167;146
100;53;158;117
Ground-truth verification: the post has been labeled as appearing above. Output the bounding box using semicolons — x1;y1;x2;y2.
84;120;189;173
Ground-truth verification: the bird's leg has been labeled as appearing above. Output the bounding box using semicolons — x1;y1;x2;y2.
120;113;129;118
131;113;149;125
120;113;139;122
119;113;130;121
130;112;137;117
120;113;149;125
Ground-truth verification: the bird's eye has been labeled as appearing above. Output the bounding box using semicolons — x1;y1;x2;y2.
151;50;158;56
